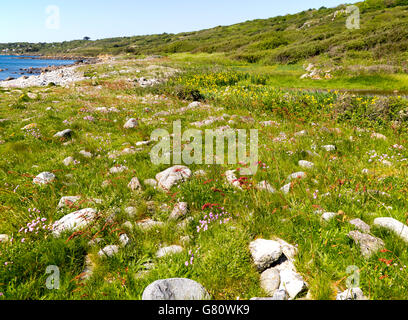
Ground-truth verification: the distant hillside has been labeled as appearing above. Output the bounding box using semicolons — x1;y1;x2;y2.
2;0;408;67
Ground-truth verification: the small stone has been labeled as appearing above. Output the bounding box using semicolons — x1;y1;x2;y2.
336;288;368;300
170;202;188;220
53;129;73;139
119;233;130;247
142;278;210;300
279;269;307;299
288;172;306;181
52;208;97;237
125;207;137;217
123;118;139;129
57;196;81;209
33;172;55;185
128;177;142;191
144;179;158;187
349;218;371;233
281;183;292;194
122;221;134;230
193;170;206;177
362;168;370;174
63;157;75;166
156;245;183;258
225;170;242;189
109;165;128;174
137;219;164;231
249;239;283;272
260;268;280;296
374;217;408;243
298;160;314;169
79;150;92;158
98;245;119;258
371;133;387;140
156;165;192;191
347;230;384;258
0;234;10;242
322;145;336;151
257;181;276;193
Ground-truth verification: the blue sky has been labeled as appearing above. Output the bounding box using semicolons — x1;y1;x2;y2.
0;0;359;43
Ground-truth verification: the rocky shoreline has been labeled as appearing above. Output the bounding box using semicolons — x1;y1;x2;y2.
0;57;100;88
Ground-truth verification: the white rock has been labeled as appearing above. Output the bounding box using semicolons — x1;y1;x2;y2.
119;233;130;247
281;183;292;194
225;170;242;189
288;172;306;181
123;118;138;129
142;278;210;300
0;234;10;242
349;218;371;233
98;245;119;258
193;170;206;177
57;196;81;209
249;239;283;272
275;238;298;261
53;129;73;139
125;207;137;217
336;288;368;300
321;212;337;221
128;177;142;191
298;160;314;169
63;156;75;166
374;217;408;243
109;165;128;174
52;208;97;237
137;219;164;231
260;268;280;296
322;145;336;151
279;269;307;299
257;181;276;193
371;132;387;140
79;150;92;158
170;202;188;220
156;165;192;191
156;245;183;258
33;172;55;185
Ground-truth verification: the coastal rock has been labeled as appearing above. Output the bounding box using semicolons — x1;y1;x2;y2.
249;239;283;272
156;245;183;258
155;165;192;191
374;217;408;243
33;172;55;185
347;230;384;258
52;208;97;237
142;278;210;300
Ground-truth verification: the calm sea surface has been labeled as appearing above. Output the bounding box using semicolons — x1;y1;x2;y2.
0;55;76;80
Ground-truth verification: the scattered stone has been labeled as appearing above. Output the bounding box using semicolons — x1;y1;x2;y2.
0;234;9;242
128;177;142;191
156;245;184;258
137;219;164;231
119;233;130;247
374;217;408;243
170;202;188;220
193;170;206;177
249;239;282;272
275;238;298;262
294;130;307;137
109;165;128;174
156;165;192;191
33;172;55;185
123;118;139;129
57;196;81;209
53;129;73;139
336;288;368;300
279;269;307;299
349;218;371;233
225;170;242;189
79;150;93;158
260;268;280;296
98;245;119;258
321;212;337;221
281;183;292;194
144;179;158;187
122;221;134;230
256;181;276;193
52;208;97;237
371;133;387;140
298;160;314;169
125;206;137;217
322;145;336;151
347;230;385;258
142;278;210;300
63;156;75;166
288;172;306;181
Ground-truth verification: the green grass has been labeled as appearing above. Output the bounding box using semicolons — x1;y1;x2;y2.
1;55;408;300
